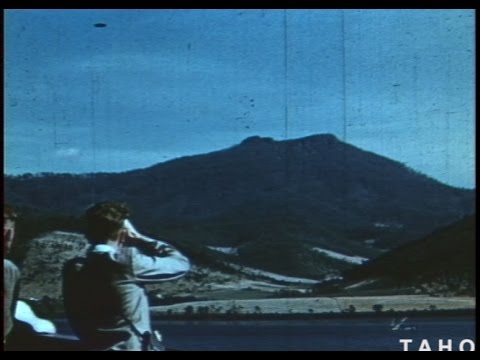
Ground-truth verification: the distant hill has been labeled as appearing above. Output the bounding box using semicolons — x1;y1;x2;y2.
5;134;475;277
336;215;476;296
17;231;233;300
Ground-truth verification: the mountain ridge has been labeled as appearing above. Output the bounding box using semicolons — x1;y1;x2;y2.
5;133;474;277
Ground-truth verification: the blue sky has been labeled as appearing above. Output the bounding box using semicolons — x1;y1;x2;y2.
4;9;475;188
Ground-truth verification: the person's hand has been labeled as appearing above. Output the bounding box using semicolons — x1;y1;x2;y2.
156;244;175;257
120;220;146;247
124;219;143;238
122;219;176;256
124;233;142;247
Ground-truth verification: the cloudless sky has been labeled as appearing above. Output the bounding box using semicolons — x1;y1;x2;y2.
4;9;475;188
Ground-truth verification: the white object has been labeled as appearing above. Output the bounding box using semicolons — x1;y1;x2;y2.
124;219;170;247
14;300;57;334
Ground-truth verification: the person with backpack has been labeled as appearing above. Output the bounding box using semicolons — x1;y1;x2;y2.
63;201;190;351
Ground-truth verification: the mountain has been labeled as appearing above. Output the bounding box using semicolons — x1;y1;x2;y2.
5;134;475;277
335;215;476;296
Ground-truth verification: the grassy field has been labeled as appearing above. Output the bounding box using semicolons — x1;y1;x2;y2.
151;295;475;316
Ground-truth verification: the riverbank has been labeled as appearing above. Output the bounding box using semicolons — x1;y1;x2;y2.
150;295;475;319
151;308;475;321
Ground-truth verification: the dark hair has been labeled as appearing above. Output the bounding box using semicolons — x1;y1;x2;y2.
84;202;130;244
4;204;18;221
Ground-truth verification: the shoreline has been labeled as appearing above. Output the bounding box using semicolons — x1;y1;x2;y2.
150;295;475;318
39;295;476;320
151;308;475;321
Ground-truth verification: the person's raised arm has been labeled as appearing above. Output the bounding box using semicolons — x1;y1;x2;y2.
123;220;190;283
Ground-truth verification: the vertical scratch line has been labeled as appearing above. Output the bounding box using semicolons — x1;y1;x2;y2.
340;10;347;142
283;9;291;222
284;9;289;140
89;70;97;203
340;10;348;221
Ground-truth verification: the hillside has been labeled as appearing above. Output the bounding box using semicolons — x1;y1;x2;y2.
333;215;476;296
17;230;475;318
6;134;475;277
17;231;317;309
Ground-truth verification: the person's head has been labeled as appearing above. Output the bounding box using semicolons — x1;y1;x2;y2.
84;201;130;245
4;204;18;254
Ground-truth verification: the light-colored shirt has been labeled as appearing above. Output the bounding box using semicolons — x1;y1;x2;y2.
63;243;190;350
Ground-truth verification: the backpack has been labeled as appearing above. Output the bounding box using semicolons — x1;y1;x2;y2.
63;256;165;351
